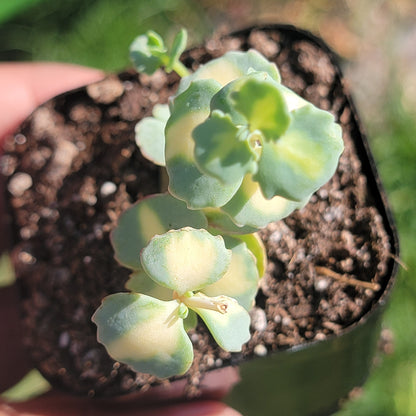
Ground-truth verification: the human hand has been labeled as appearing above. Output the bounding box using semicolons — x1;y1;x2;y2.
0;62;241;416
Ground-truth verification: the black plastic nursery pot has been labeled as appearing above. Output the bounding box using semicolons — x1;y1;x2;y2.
222;25;400;416
1;24;399;416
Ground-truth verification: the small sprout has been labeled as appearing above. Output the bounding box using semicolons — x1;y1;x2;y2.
130;29;189;77
94;228;252;378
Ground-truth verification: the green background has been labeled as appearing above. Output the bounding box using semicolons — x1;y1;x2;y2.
1;0;415;414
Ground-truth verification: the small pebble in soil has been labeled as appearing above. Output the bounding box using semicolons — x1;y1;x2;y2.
315;332;327;341
254;344;268;357
8;172;33;196
314;278;330;292
17;251;36;265
100;181;117;197
250;307;268;332
14;133;27;145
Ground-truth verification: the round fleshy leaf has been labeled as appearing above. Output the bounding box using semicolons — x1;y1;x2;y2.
193;111;258;185
204;207;258;235
177;49;281;95
111;193;207;270
129;31;167;75
202;235;259;311
135;103;170;166
166;80;242;208
92;293;193;378
126;269;173;301
254;104;344;201
221;175;307;228
140;228;231;294
231;77;291;141
235;233;267;279
190;294;251;352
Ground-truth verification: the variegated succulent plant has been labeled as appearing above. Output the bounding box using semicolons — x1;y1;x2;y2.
93;29;344;378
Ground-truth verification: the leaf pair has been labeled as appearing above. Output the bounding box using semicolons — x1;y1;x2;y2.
94;195;262;378
130;29;189;77
93;227;252;378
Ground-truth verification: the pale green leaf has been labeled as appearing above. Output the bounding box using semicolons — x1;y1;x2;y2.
111;193;207;270
92;293;193;378
183;309;198;332
129;30;167;75
235;233;267;279
166;28;188;72
202;235;259;311
193;110;258;185
126;269;172;301
204;207;258;235
190;294;251;351
221;175;307;228
135;103;170;166
255;104;344;201
177;49;281;96
140;228;231;294
231;77;291;140
166;80;242;208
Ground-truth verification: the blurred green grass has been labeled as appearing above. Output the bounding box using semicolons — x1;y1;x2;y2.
1;1;415;414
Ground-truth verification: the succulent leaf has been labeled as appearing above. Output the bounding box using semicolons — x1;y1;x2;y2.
221;175;307;228
177;49;281;95
183;309;198;332
193;110;258;185
204;208;259;235
190;294;251;352
234;232;267;279
202;235;259;311
135;103;170;166
126;269;173;301
254;104;344;201
166;28;188;73
130;31;167;75
231;77;291;140
140;228;231;293
111;193;207;270
166;80;242;208
92;293;193;378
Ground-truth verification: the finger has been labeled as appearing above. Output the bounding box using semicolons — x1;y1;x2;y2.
1;393;242;416
0;62;104;390
0;62;104;142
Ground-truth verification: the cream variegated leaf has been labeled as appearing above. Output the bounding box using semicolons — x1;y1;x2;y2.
111;193;207;270
189;294;251;352
140;228;231;293
135;103;169;166
202;235;260;311
92;293;193;378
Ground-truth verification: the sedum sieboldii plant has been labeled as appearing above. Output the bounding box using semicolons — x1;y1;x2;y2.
92;29;344;378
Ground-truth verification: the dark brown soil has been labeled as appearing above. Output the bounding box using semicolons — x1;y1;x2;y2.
1;26;391;398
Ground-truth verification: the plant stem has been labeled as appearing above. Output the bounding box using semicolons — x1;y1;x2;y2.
172;61;190;78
